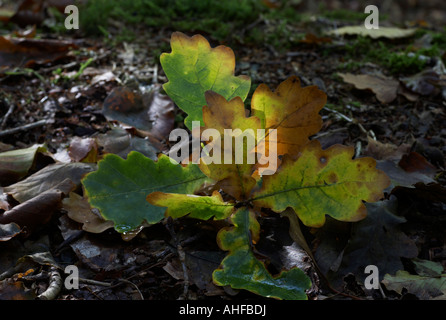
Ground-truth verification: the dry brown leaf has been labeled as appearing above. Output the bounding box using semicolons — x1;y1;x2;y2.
0;35;77;69
364;137;411;161
62;192;114;233
328;26;416;39
339;73;399;103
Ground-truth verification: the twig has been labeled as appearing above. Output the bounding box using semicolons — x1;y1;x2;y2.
323;106;353;122
37;267;62;300
118;278;144;300
322;106;376;140
0;118;53;138
79;278;112;287
1;102;15;129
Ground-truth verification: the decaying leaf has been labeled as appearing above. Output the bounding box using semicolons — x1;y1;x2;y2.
4;162;95;203
253;140;390;227
62;192;114;233
82;152;213;232
333;196;418;285
161;32;251;129
68;137;98;163
0;186;70;234
0;35;77;70
95;127;160;160
382;270;446;300
0;280;36;300
0;222;21;241
0;144;47;186
213;207;311;300
102;86;152;130
338;73;399;104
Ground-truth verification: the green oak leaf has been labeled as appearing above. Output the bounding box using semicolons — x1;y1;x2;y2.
82;152;212;232
212;207;311;300
160;32;251;129
147;190;234;220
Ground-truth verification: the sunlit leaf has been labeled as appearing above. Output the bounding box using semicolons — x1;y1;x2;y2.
198;91;261;200
251;76;326;161
252;140;390;227
147;190;234;220
161;32;251;129
82;152;212;232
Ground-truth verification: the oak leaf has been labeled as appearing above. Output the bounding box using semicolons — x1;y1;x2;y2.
252;140;390;227
161;32;251;129
251;76;326;169
213;207;311;300
198;91;261;200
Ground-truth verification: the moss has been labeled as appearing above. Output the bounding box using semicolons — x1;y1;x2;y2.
79;0;264;42
343;36;430;75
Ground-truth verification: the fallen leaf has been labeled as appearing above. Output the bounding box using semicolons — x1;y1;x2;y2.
400;70;441;96
0;280;36;300
9;0;45;27
0;186;69;234
338;73;399;103
4;162;95;203
398;151;437;174
102;85;175;138
376;160;436;187
300;33;332;45
0;222;21;241
0;144;47;187
148;85;176;140
412;258;444;278
382;270;446;299
95;127;159;160
327;26;417;39
68;137;98;163
364;137;411;161
0;35;77;69
62;192;114;233
333;196;418;286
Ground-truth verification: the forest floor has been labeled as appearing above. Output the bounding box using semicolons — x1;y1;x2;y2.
0;0;445;301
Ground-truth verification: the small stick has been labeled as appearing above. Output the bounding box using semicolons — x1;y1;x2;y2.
1;102;15;129
0;119;52;138
37;267;63;300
